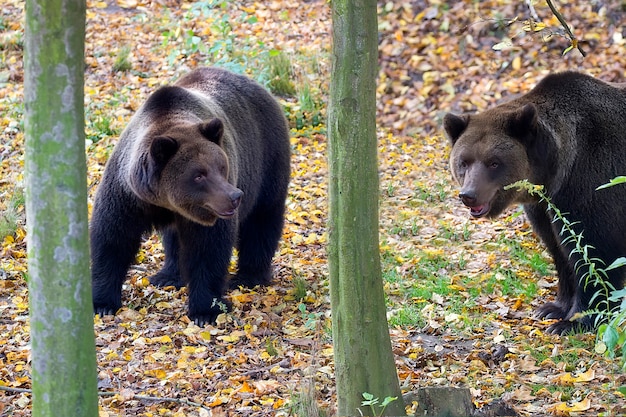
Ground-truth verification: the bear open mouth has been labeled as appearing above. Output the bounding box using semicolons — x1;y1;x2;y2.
217;209;236;218
469;204;490;218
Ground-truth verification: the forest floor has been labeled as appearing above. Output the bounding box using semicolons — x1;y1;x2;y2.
1;0;626;416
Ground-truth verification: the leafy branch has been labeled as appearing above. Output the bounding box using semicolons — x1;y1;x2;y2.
545;0;586;56
505;180;626;366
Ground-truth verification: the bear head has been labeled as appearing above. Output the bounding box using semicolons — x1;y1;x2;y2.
147;118;243;226
443;103;539;219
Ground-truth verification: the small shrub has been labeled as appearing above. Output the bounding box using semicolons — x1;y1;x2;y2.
506;179;626;367
267;50;296;96
112;45;132;72
0;188;25;240
285;379;328;417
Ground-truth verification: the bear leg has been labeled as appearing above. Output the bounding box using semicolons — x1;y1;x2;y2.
150;226;185;288
525;204;577;320
91;195;150;317
175;217;234;326
231;200;285;289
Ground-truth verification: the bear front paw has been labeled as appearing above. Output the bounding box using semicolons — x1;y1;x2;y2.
188;297;232;326
229;272;272;290
150;271;185;288
534;302;568;320
546;318;593;335
93;303;120;317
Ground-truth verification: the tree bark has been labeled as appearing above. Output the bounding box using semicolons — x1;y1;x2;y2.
328;0;406;415
24;0;98;416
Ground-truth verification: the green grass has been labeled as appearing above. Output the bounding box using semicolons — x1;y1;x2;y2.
0;188;25;240
112;45;132;72
291;274;309;301
150;0;325;130
267;50;296;96
285;379;329;417
86;115;118;144
0;28;23;52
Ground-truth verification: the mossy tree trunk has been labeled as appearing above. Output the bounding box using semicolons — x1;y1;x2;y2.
327;0;406;415
24;0;98;416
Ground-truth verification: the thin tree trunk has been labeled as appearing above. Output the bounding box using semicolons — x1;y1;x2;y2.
24;0;98;416
328;0;406;415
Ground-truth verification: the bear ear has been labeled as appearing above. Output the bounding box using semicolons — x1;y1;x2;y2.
150;136;179;165
443;113;469;145
199;119;224;146
506;103;537;137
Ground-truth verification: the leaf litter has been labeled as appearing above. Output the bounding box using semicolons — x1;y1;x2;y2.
1;0;625;416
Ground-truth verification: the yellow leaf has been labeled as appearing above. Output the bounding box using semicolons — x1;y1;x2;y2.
240;380;254;393
117;0;137;7
523;21;546;32
231;292;255;303
550;398;591;413
556;368;595;385
152;335;172;344
217;330;246;343
145;368;167;379
512;56;522;71
207;396;228;407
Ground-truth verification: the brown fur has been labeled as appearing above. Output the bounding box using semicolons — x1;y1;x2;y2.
91;67;291;325
444;71;626;334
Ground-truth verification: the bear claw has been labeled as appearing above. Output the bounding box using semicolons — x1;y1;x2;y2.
188;297;232;326
534;302;567;320
150;272;185;289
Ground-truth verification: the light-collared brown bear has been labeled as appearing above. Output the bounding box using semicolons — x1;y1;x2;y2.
91;67;291;325
444;71;626;334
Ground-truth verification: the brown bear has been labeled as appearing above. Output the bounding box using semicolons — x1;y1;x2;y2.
444;71;626;334
90;67;291;325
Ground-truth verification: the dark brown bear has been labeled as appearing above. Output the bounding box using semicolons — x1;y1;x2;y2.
444;71;626;334
91;67;291;325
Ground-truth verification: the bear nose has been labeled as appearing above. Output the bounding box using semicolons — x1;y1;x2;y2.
230;190;243;209
459;191;477;207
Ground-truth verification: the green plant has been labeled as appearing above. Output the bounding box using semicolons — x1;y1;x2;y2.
267;50;296;96
0;29;23;51
359;392;398;417
112;45;132;72
294;81;324;129
291;274;308;301
285;379;328;417
298;302;322;331
505;180;626;367
0;188;25;240
87;115;117;143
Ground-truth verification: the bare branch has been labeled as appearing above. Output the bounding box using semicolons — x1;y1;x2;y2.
545;0;586;56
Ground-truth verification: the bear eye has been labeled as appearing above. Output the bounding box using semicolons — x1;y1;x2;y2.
194;171;207;183
459;160;468;169
488;161;499;169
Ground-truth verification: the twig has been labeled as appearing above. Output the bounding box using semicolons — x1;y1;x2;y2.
525;0;539;21
545;0;586;57
0;386;211;411
100;392;211;410
0;386;31;394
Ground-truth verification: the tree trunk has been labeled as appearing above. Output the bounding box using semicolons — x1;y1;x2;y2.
24;1;98;416
328;0;406;415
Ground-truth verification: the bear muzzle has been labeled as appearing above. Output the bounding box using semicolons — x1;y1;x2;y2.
459;191;491;218
211;189;243;218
